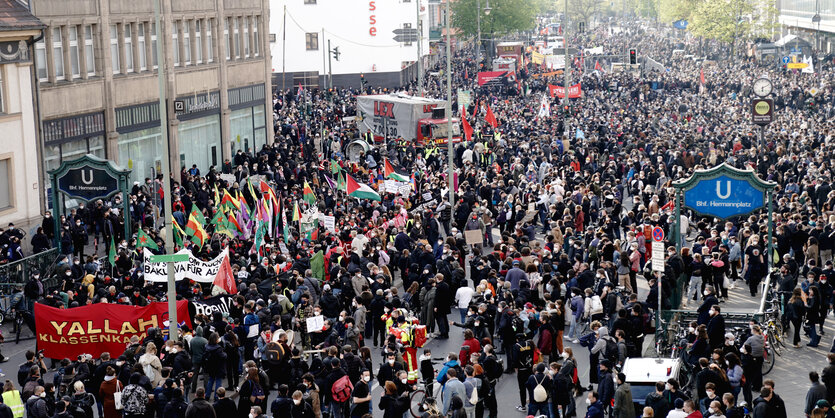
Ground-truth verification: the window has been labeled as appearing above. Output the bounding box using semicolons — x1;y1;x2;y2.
138;23;146;70
69;26;80;78
124;24;134;72
0;68;4;113
194;20;202;63
253;16;260;56
110;25;120;73
84;25;95;76
0;159;10;211
183;20;191;65
35;39;47;81
151;22;158;69
305;32;318;50
243;17;250;57
52;27;64;80
233;17;240;58
224;18;231;60
206;19;214;62
172;21;180;66
304;0;316;3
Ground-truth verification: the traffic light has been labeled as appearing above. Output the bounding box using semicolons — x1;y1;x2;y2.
360;73;366;89
331;46;341;61
629;48;637;65
563;104;570;115
578;22;585;33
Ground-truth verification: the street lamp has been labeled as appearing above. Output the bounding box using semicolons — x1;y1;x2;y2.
476;0;491;67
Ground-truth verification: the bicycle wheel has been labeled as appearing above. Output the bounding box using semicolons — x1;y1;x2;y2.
761;346;775;376
410;389;426;418
769;334;782;357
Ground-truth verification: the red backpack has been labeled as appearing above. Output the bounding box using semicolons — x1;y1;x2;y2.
331;375;353;403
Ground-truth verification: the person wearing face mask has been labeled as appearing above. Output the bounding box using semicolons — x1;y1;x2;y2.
585;391;604;418
378;352;404;389
699;383;720;417
613;372;635;418
24;386;47;418
349;370;372;418
697;286;719;326
289;390;314;418
706;305;726;351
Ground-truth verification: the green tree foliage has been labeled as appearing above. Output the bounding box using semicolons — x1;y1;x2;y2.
688;0;776;43
452;0;547;37
656;0;697;24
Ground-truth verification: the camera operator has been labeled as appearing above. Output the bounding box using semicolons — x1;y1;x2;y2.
17;350;46;388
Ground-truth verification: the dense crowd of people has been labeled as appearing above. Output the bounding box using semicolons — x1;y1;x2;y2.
6;16;835;418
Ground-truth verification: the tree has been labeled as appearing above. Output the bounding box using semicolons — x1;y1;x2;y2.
656;0;697;24
451;0;547;37
551;0;607;29
688;0;776;48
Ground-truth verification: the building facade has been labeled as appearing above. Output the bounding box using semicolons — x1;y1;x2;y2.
31;0;273;194
779;0;835;53
269;0;430;89
0;0;45;229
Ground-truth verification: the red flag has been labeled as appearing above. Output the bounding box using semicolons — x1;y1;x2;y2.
461;106;473;142
212;252;237;294
471;100;478;118
594;61;603;71
485;105;498;128
700;68;706;85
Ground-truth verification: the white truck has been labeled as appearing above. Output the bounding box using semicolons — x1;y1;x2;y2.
349;94;462;160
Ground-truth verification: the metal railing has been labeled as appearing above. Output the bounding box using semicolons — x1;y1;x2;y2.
0;249;60;292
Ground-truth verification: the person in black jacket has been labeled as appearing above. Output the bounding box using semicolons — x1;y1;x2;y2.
706;305;726;350
597;360;615;416
289;390;314;418
212;388;236;417
525;363;552;416
434;275;452;339
697;286;719;325
269;385;292;418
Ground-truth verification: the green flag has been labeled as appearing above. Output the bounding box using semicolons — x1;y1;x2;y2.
330;159;341;174
310;250;325;281
108;235;116;266
136;228;159;250
211;210;233;238
337;172;346;191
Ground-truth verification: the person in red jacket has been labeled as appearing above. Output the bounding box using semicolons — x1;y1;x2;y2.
459;329;481;367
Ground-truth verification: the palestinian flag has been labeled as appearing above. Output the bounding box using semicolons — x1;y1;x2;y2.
292;201;301;222
384;159;410;182
186;212;209;248
221;190;241;211
136;228;159;250
346;174;381;201
303;181;316;205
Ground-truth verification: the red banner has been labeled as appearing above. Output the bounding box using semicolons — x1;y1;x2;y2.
477;71;514;86
548;83;582;98
35;301;191;359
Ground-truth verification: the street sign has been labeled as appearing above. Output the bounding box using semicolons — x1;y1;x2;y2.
393;34;419;43
57;165;120;201
392;28;419;36
751;98;774;126
652;227;665;242
651;242;665;272
781;56;790;64
787;62;809;69
677;164;775;220
148;254;190;263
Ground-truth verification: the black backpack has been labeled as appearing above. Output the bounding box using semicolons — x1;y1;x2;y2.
603;337;619;363
17;362;32;387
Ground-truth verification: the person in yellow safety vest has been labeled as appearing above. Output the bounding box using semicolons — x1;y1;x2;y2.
2;381;23;418
493;131;501;143
424;145;438;159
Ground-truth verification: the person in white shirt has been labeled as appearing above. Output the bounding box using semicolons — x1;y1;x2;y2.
454;282;475;323
666;398;687;418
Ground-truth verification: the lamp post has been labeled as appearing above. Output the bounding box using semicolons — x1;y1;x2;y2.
813;2;821;54
476;0;491;67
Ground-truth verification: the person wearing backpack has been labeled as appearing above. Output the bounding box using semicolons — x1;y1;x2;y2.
138;342;163;388
512;334;535;412
462;365;481;418
525;363;552;417
237;368;266;418
327;360;352;418
162;388;188;418
69;381;95;418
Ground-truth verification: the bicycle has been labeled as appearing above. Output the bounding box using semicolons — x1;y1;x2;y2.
409;380;441;418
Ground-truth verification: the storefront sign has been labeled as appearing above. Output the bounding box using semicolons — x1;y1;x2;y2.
34;300;191;359
176;92;221;119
